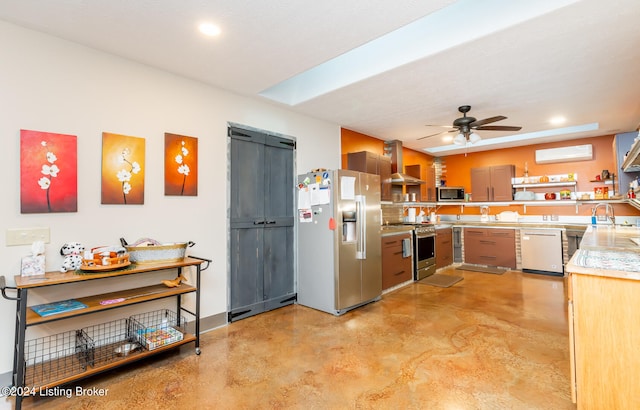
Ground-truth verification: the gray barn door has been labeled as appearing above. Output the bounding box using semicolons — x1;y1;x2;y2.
228;126;295;322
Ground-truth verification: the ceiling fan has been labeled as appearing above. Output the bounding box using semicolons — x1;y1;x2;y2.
419;105;522;145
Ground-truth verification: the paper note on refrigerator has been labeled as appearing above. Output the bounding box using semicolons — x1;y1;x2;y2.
298;188;311;210
309;183;330;205
340;176;356;200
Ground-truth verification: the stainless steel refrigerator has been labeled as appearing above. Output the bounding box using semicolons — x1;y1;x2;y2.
296;169;382;315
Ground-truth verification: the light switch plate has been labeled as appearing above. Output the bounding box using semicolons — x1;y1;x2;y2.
6;227;50;246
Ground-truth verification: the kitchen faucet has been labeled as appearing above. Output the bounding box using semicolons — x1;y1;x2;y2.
592;203;616;226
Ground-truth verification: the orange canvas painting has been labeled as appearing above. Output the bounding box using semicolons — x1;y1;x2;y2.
20;129;78;213
164;133;198;196
101;132;145;204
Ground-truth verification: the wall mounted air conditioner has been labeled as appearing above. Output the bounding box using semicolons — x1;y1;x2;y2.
535;144;593;164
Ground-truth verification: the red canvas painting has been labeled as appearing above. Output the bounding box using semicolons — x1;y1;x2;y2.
101;132;145;205
164;133;198;196
20;129;77;213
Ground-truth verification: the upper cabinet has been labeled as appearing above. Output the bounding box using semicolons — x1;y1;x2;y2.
621;132;640;172
471;164;515;201
615;132;640;191
347;151;392;201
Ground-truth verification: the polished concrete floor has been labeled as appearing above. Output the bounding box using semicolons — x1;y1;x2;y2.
8;267;575;409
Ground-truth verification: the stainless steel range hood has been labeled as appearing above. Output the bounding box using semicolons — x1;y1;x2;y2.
384;140;425;185
390;172;424;185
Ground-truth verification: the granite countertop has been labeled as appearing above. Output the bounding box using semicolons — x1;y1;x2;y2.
567;225;640;281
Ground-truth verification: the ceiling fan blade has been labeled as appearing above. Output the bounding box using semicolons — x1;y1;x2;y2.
470;115;507;127
424;124;455;128
417;129;457;140
475;125;522;131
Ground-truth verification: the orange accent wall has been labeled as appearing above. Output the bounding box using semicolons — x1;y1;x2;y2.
341;128;640;217
340;129;386;167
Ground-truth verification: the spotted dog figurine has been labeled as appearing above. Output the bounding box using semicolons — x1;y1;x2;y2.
60;242;85;272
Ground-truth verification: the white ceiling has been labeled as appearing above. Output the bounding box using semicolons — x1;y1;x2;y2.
1;0;639;155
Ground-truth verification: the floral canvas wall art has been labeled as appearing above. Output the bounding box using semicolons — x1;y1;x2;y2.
164;133;198;196
101;132;145;204
20;129;78;213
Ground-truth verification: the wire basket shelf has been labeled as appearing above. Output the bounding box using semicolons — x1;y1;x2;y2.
23;309;185;388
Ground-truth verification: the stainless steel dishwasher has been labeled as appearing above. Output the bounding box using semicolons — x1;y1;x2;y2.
520;228;563;276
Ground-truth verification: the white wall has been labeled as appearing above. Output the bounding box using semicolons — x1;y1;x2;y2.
0;21;341;374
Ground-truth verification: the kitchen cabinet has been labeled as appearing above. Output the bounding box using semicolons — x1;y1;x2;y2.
567;271;640;408
471;164;515;201
463;228;516;268
621;131;640;172
381;232;413;290
347;151;392;201
614;131;640;194
436;228;453;269
1;257;209;410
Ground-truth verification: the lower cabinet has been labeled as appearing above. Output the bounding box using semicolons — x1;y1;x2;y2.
568;272;640;408
463;228;516;268
382;233;413;290
436;228;453;269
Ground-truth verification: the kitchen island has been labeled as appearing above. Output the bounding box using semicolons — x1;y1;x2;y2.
565;225;640;409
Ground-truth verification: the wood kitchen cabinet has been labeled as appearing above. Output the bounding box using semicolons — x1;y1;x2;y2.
436;228;453;268
463;228;516;268
568;272;640;408
347;151;392;201
470;164;515;201
381;232;413;290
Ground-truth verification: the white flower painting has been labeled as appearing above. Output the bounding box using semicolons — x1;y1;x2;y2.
165;133;198;196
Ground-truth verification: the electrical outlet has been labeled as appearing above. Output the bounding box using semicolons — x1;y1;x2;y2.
6;227;50;246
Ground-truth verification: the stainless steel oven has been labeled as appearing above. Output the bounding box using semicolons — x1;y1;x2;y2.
414;225;436;280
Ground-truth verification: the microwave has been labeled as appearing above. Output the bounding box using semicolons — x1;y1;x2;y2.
437;186;465;202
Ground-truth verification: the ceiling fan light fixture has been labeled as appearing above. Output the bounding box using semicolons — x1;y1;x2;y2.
453;133;466;145
469;132;481;144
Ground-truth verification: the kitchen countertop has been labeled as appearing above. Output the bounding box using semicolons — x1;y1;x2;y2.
567;225;640;281
432;221;591;230
380;225;415;235
382;220;595;232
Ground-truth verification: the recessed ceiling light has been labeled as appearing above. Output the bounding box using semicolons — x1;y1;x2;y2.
199;22;221;37
550;116;566;125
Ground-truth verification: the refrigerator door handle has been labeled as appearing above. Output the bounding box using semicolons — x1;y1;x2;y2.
355;194;366;260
